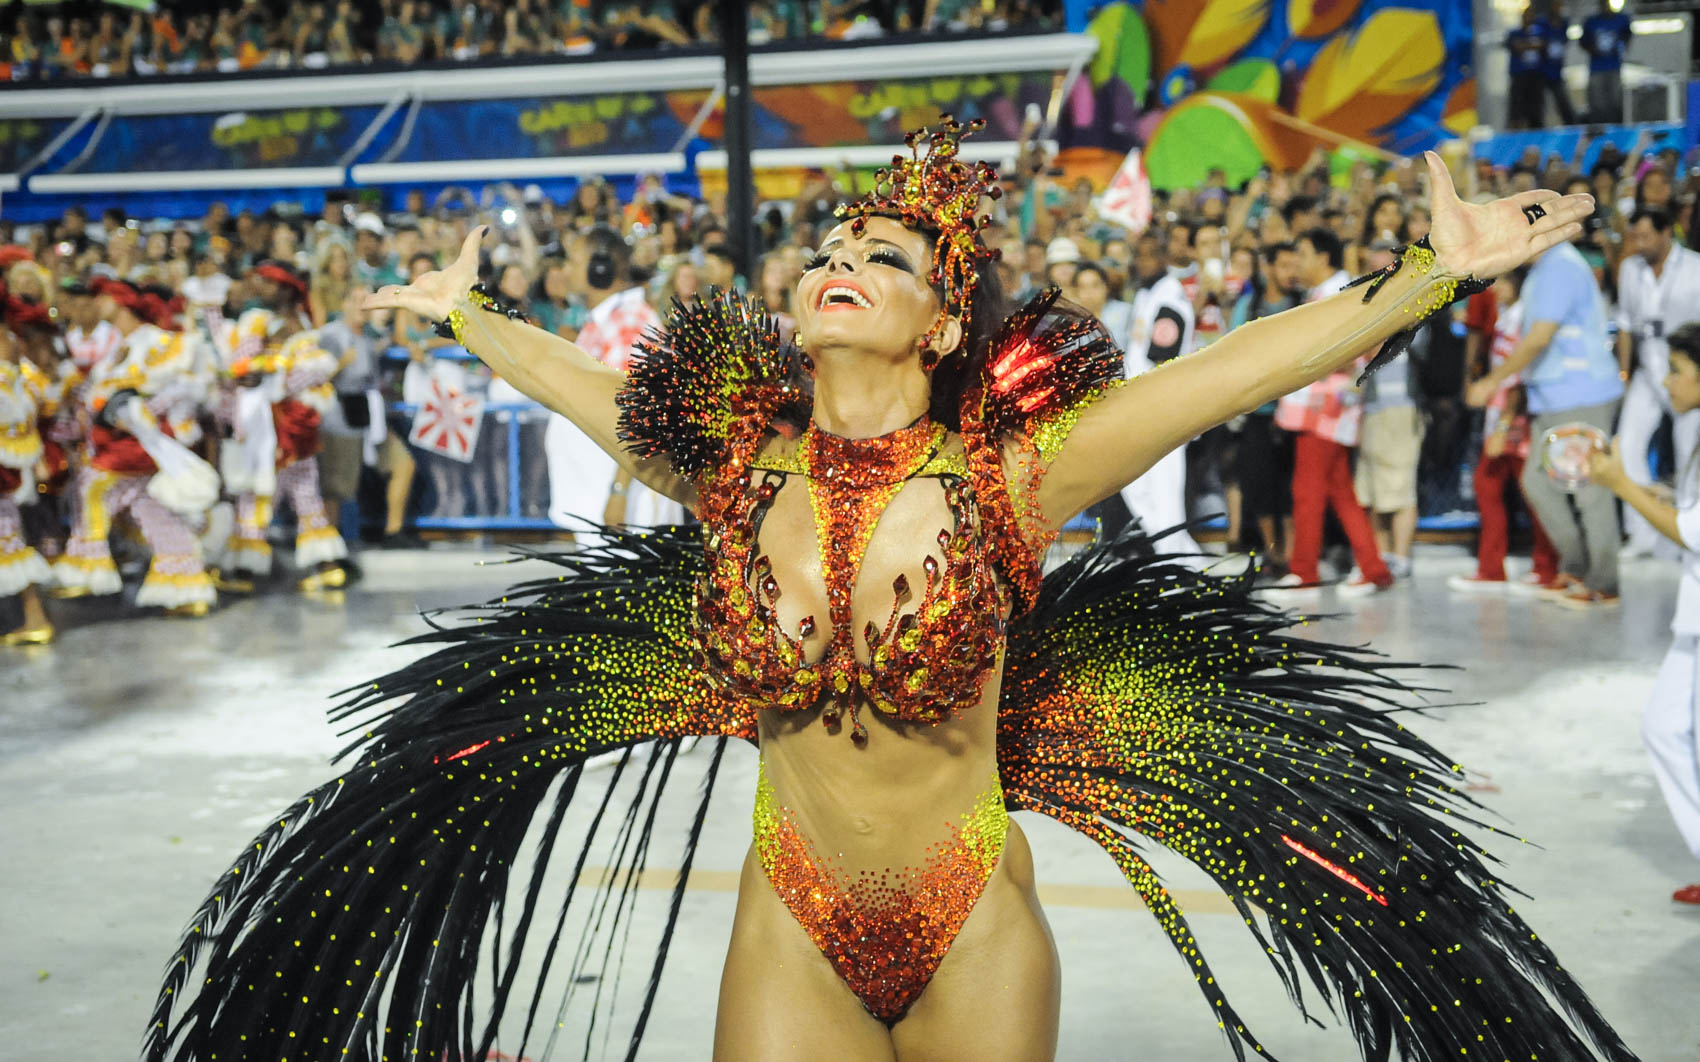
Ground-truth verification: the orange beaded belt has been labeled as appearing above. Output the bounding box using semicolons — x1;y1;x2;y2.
752;761;1009;1024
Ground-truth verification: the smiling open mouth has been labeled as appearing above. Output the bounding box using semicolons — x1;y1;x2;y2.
818;283;872;310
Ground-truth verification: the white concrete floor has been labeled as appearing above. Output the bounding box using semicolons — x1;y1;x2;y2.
1;544;1696;1061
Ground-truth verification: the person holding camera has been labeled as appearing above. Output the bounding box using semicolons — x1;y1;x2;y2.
1615;207;1700;559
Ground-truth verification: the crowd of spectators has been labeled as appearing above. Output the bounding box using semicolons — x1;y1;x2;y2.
1;122;1691;592
0;0;1062;80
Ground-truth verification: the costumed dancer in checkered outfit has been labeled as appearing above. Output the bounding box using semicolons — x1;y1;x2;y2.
46;278;127;583
0;300;55;645
51;278;219;615
210;261;347;593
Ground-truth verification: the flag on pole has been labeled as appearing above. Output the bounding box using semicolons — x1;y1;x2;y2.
1097;146;1153;235
408;373;485;463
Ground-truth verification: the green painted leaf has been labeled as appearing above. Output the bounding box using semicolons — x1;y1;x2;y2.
1087;3;1128;86
1207;59;1280;103
1089;2;1149;96
1146;103;1267;191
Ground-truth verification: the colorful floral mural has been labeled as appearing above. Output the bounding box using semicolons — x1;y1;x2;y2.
1061;0;1477;189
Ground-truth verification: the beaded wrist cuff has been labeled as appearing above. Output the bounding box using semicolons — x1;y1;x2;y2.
435;284;529;343
1344;236;1490;382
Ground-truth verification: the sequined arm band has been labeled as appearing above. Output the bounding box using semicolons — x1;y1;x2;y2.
435;284;531;346
1338;236;1490;382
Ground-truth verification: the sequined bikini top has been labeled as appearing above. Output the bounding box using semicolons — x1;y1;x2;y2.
692;418;1008;745
615;290;1124;745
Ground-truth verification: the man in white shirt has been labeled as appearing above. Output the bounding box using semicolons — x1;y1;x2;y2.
1615;206;1700;557
1120;232;1199;552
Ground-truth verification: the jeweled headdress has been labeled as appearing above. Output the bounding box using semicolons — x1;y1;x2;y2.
836;114;1001;364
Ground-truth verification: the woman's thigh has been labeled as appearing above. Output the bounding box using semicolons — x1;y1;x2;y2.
890;821;1061;1062
714;848;897;1062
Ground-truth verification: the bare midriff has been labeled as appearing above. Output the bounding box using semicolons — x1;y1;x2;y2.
751;671;1010;1024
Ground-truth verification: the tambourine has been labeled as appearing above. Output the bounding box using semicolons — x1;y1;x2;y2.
1539;423;1608;493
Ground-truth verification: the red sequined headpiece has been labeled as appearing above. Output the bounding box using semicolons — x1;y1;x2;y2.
836;114;1002;359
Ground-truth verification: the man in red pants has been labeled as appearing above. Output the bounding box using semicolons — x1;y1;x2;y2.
1267;228;1395;600
1451;269;1561;592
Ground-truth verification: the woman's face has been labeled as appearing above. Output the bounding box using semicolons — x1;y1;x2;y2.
145;232;168;260
170;229;192;257
798;217;951;362
672;262;700;300
761;256;787;292
1372;198;1402;236
1643;169;1673;207
1072;269;1108;314
1405;207;1431;242
1230;247;1255;280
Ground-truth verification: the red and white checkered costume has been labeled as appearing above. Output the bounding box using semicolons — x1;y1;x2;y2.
211;309;346;576
53;323;217;606
0;360;51;596
573;287;658;371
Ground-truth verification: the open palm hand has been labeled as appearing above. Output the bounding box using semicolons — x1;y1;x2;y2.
362;226;487;322
1424;152;1594;280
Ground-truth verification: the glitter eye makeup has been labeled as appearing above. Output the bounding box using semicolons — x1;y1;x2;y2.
865;247;914;273
803;241;916;276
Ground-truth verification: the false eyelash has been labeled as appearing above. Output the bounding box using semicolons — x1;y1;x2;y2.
803;252;830;271
867;249;913;272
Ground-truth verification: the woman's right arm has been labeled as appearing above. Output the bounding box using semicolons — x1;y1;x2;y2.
366;228;693;506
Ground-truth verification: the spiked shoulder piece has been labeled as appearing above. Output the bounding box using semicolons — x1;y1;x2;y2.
616;289;809;482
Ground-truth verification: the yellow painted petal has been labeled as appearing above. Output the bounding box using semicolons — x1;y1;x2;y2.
1146;0;1272;76
1294;9;1443;140
1287;0;1362;41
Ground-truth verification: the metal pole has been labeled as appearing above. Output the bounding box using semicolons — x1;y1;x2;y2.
720;0;755;281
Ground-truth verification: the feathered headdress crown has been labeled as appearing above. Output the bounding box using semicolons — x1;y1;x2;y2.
836;114;1002;362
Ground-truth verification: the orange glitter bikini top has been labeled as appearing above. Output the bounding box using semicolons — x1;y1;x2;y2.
692;418;1008;745
615;290;1125;743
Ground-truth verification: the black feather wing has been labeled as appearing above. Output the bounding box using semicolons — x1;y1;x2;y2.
998;530;1637;1062
146;526;753;1062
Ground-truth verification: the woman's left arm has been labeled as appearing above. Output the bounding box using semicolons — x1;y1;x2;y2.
1036;153;1594;525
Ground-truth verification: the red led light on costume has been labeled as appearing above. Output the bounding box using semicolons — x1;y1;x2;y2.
990;340;1052;392
1016;388;1055;412
1281;834;1388;906
433;739;492;764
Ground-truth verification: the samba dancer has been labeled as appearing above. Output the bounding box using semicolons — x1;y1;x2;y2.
150;125;1634;1062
